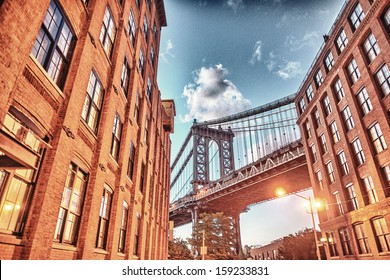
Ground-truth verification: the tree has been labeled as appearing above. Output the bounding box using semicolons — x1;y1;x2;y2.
188;212;238;260
277;228;320;260
168;238;193;260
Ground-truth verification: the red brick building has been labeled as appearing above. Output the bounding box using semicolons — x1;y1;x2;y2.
0;0;175;260
295;0;390;259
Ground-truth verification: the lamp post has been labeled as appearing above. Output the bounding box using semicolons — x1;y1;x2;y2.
276;188;321;260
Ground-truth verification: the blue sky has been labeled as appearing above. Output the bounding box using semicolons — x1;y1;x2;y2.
158;0;346;246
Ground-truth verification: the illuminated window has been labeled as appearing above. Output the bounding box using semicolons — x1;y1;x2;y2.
353;223;371;255
335;29;348;54
81;70;104;133
351;138;365;166
345;183;358;211
326;161;335;184
375;64;390;97
356;87;372;116
31;0;74;88
99;6;116;58
382;165;390;197
118;201;129;253
96;186;113;249
349;3;365;31
368;123;387;154
371;217;390;252
53;163;87;244
362;176;379;205
326;231;339;257
363;33;380;63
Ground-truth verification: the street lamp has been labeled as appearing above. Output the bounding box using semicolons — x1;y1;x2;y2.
275;188;322;260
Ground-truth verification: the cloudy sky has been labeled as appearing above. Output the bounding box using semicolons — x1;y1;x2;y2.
157;0;346;246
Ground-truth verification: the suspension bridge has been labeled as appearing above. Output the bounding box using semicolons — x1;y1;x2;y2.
169;94;312;251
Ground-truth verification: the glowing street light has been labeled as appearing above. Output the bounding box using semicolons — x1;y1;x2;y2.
276;187;322;260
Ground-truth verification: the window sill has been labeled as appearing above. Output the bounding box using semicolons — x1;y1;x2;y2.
94;248;108;255
0;232;24;246
379;251;390;257
117;252;126;257
52;242;78;252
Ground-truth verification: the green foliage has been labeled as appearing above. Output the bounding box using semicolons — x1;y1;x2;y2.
277;228;319;260
188;212;238;260
168;238;193;260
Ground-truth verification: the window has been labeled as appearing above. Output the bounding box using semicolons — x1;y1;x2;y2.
326;231;339;257
347;58;360;84
81;71;104;133
319;133;328;155
324;51;334;72
322;95;332;116
333;78;345;102
362;176;379;204
338;151;349;176
310;144;318;163
345;183;358;211
136;0;140;9
353;223;371;254
351;138;365;166
371;217;390;252
144;114;149;144
384;7;390;32
120;57;131;96
356;87;373;115
147;77;152;100
127;142;136;180
363;33;380;63
313;109;321;128
375;64;390;97
349;3;365;31
338;227;352;255
110;113;122;161
336;29;348;53
298;97;306;114
143;16;148;42
305;120;311;139
134;91;141;125
54;163;87;244
118;201;129;253
147;0;152;11
31;0;74;88
342;106;354;131
99;6;116;58
316;170;323;190
150;46;155;68
306;84;314;102
315;69;324;88
153;23;157;39
139;49;145;76
334;191;344;216
368;123;387;154
330;121;340;143
133;213;141;256
382;164;390;197
128;10;136;46
139;163;146;193
326;161;335;184
96;186;113;249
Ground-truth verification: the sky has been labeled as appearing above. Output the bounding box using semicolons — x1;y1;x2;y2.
157;0;346;246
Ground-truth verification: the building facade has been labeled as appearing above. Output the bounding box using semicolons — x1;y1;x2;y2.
0;0;175;260
249;240;282;260
295;0;390;259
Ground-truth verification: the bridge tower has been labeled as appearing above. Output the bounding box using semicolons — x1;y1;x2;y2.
191;123;235;191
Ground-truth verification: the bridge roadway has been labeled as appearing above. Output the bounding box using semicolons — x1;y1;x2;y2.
169;140;311;227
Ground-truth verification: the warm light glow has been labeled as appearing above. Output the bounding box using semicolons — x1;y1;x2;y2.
4;204;13;211
275;187;286;197
314;201;322;209
320;237;327;243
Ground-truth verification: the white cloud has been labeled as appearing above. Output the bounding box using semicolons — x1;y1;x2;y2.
226;0;244;13
265;51;278;71
275;61;303;80
181;64;251;122
284;31;320;51
160;39;175;63
250;40;263;65
276;11;309;28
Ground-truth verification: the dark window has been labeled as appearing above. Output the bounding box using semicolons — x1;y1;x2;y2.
110;113;122;161
353;223;371;254
147;77;152;100
54;163;87;244
99;6;116;58
120;57;131;96
133;213;141;256
143;16;148;43
310;144;317;163
127;142;136;180
338;227;352;255
139;49;145;76
305;120;311;139
81;70;104;133
31;0;75;88
383;6;390;32
150;46;155;68
371;217;390;252
96;186;113;249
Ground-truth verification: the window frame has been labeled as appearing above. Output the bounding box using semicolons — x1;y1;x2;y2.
96;185;113;250
375;64;390;98
110;113;122;161
322;95;332;116
338;150;349;176
324;50;335;73
363;33;380;63
99;5;116;59
347;58;361;85
333;78;345;102
349;3;365;32
118;201;129;253
353;222;371;255
356;87;373;116
371;217;390;253
342;106;355;131
335;28;348;54
351;138;365;166
368;122;387;154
